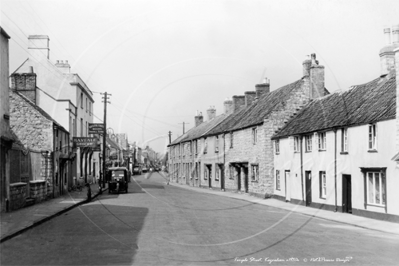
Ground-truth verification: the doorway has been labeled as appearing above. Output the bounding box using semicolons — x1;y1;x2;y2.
285;170;291;202
207;165;212;188
219;164;225;190
342;174;352;213
236;166;241;192
243;166;249;193
305;171;312;206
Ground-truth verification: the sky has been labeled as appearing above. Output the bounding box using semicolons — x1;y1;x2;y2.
1;0;399;154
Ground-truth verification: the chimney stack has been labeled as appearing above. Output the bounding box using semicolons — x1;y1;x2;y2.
380;26;399;76
309;53;325;99
11;66;37;104
206;106;216;121
223;98;233;114
28;35;50;60
232;95;245;112
195;111;203;127
55;59;71;73
255;78;270;98
244;91;257;107
303;56;312;77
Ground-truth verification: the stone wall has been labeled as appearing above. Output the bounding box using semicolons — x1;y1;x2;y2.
29;180;46;203
9;90;53;151
9;183;27;210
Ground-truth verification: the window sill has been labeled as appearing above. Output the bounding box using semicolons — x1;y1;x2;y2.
251;180;258;183
305;150;312;153
340;152;348;155
215;151;219;153
368;149;378;153
275;153;280;155
294;151;300;153
367;203;385;208
320;196;326;200
318;149;326;152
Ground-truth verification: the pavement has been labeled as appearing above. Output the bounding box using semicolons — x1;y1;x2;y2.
167;180;399;236
0;182;107;243
1;175;399;245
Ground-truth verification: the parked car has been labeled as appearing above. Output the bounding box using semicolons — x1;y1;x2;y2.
106;167;129;194
142;167;148;173
133;166;142;175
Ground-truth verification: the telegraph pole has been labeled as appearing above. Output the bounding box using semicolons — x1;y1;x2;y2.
101;92;111;189
179;122;189;134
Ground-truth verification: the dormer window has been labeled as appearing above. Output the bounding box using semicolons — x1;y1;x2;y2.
215;136;219;153
293;136;300;153
252;127;258;145
318;132;326;151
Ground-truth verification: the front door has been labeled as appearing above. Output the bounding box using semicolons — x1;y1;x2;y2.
305;171;312;206
285;170;291;202
236;166;241;191
208;165;212;188
243;166;249;193
342;174;352;213
219;164;225;190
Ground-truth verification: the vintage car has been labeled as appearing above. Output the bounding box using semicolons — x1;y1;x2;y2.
106;167;129;194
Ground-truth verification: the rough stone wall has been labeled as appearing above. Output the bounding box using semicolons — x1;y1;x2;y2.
395;48;399;153
29;181;46;203
9;184;27;210
9;90;53;151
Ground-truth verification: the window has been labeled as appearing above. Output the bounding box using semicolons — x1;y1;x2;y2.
366;172;386;206
318;132;326;151
252;127;258;144
294;136;300;152
204;166;208;180
81;93;83;108
73;118;77;137
305;135;312;152
251;164;259;182
86;121;88;136
276;170;280;190
215;164;220;181
275;140;280;154
319;171;326;198
80;118;83;137
368;124;377;150
89;102;92;116
204;138;208;154
215;136;219;153
229;165;234;179
230;132;234;148
194;140;198;155
86;98;88;113
341;128;348;152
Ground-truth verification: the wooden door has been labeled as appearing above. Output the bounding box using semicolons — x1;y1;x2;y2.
305;171;312;206
342;174;352;213
285;170;291;201
220;164;225;190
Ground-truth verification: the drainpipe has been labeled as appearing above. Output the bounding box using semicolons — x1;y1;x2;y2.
334;129;337;212
223;133;226;192
300;136;304;202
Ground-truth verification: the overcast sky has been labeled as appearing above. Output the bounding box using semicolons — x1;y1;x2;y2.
2;0;399;154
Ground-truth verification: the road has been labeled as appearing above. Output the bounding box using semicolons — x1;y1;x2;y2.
1;172;399;265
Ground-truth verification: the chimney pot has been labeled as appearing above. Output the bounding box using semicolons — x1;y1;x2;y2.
392;25;399;44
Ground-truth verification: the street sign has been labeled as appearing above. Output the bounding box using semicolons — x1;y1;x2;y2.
73;137;99;148
89;123;104;134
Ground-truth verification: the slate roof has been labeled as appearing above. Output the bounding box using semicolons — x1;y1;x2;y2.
206;78;305;136
169;114;228;146
273;74;396;139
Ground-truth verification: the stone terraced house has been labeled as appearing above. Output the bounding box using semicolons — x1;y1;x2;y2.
272;26;399;222
9;89;70;210
168;54;328;198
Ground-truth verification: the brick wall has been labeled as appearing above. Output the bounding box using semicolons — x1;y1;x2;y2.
29;180;46;203
395;48;399;152
10;73;37;104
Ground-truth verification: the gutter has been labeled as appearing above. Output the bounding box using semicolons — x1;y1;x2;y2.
300;136;304;202
334;129;338;212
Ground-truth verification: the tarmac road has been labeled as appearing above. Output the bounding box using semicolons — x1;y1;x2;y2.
1;172;399;266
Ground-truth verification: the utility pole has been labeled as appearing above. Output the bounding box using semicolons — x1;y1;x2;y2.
178;122;189;134
101;92;111;189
